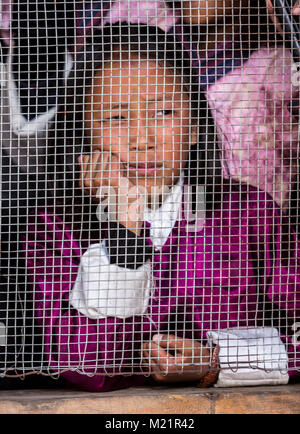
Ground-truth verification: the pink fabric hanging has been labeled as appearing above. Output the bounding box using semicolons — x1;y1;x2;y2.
75;0;179;52
0;0;13;45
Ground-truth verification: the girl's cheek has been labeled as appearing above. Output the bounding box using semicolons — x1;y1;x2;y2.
87;123;101;145
99;127;123;151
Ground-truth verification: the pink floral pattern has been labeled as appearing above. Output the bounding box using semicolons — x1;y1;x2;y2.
103;0;179;31
206;46;299;209
0;0;12;45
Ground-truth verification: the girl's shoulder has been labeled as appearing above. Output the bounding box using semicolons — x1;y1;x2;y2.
28;202;104;251
192;181;288;250
28;204;68;227
27;205;75;245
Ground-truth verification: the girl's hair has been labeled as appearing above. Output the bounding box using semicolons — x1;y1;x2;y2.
49;23;222;226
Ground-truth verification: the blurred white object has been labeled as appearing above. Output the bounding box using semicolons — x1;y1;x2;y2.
103;0;179;31
207;327;289;386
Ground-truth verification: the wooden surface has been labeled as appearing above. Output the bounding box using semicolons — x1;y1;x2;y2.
0;384;299;414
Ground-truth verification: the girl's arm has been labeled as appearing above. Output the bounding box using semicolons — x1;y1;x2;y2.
77;152;211;385
142;188;300;387
141;334;213;384
70;152;154;320
200;189;300;387
23;210;151;392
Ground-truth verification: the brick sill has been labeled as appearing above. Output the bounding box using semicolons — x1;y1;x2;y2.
0;383;299;414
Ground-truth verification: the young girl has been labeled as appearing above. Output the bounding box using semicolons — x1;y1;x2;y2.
174;0;300;231
23;23;300;392
75;0;300;228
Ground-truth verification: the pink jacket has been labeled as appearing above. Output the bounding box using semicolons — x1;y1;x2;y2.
206;46;299;210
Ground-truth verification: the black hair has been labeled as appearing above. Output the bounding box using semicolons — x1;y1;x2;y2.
49;23;222;229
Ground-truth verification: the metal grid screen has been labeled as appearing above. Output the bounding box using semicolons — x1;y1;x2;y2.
0;0;299;391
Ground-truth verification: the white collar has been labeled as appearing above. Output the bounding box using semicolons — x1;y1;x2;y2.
144;173;184;250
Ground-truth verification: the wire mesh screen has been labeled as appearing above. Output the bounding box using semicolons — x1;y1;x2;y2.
0;0;299;391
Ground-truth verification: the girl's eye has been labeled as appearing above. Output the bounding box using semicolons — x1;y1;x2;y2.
156;109;173;117
103;115;126;123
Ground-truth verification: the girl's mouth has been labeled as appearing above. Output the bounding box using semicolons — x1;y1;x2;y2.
126;163;163;176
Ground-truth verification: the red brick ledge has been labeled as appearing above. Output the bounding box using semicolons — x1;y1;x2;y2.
0;383;299;414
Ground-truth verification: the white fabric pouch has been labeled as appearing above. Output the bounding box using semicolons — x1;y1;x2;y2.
70;243;152;319
206;327;289;387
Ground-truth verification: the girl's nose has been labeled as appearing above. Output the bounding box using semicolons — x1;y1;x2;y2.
129;119;155;151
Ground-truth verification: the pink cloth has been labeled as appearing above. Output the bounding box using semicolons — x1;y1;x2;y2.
75;0;178;51
206;46;299;210
0;0;13;45
103;0;179;31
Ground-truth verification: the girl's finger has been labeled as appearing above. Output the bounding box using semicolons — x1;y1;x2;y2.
147;342;178;373
78;154;90;191
146;342;169;363
88;150;102;191
152;333;192;354
141;348;158;368
143;350;173;377
293;1;300;15
96;152;110;190
109;155;124;189
92;151;108;192
140;342;150;359
150;363;166;378
84;154;93;184
266;0;284;36
142;344;194;379
140;348;161;374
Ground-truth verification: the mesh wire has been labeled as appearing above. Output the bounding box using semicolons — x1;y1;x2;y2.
0;0;299;388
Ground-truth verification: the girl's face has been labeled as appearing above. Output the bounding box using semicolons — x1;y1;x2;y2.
181;0;236;25
85;55;197;192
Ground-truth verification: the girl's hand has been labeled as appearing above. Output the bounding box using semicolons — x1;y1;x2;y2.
78;152;144;235
293;1;300;15
79;150;124;200
141;333;211;383
266;0;300;37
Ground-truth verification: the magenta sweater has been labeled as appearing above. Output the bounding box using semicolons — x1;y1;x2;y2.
23;183;300;391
